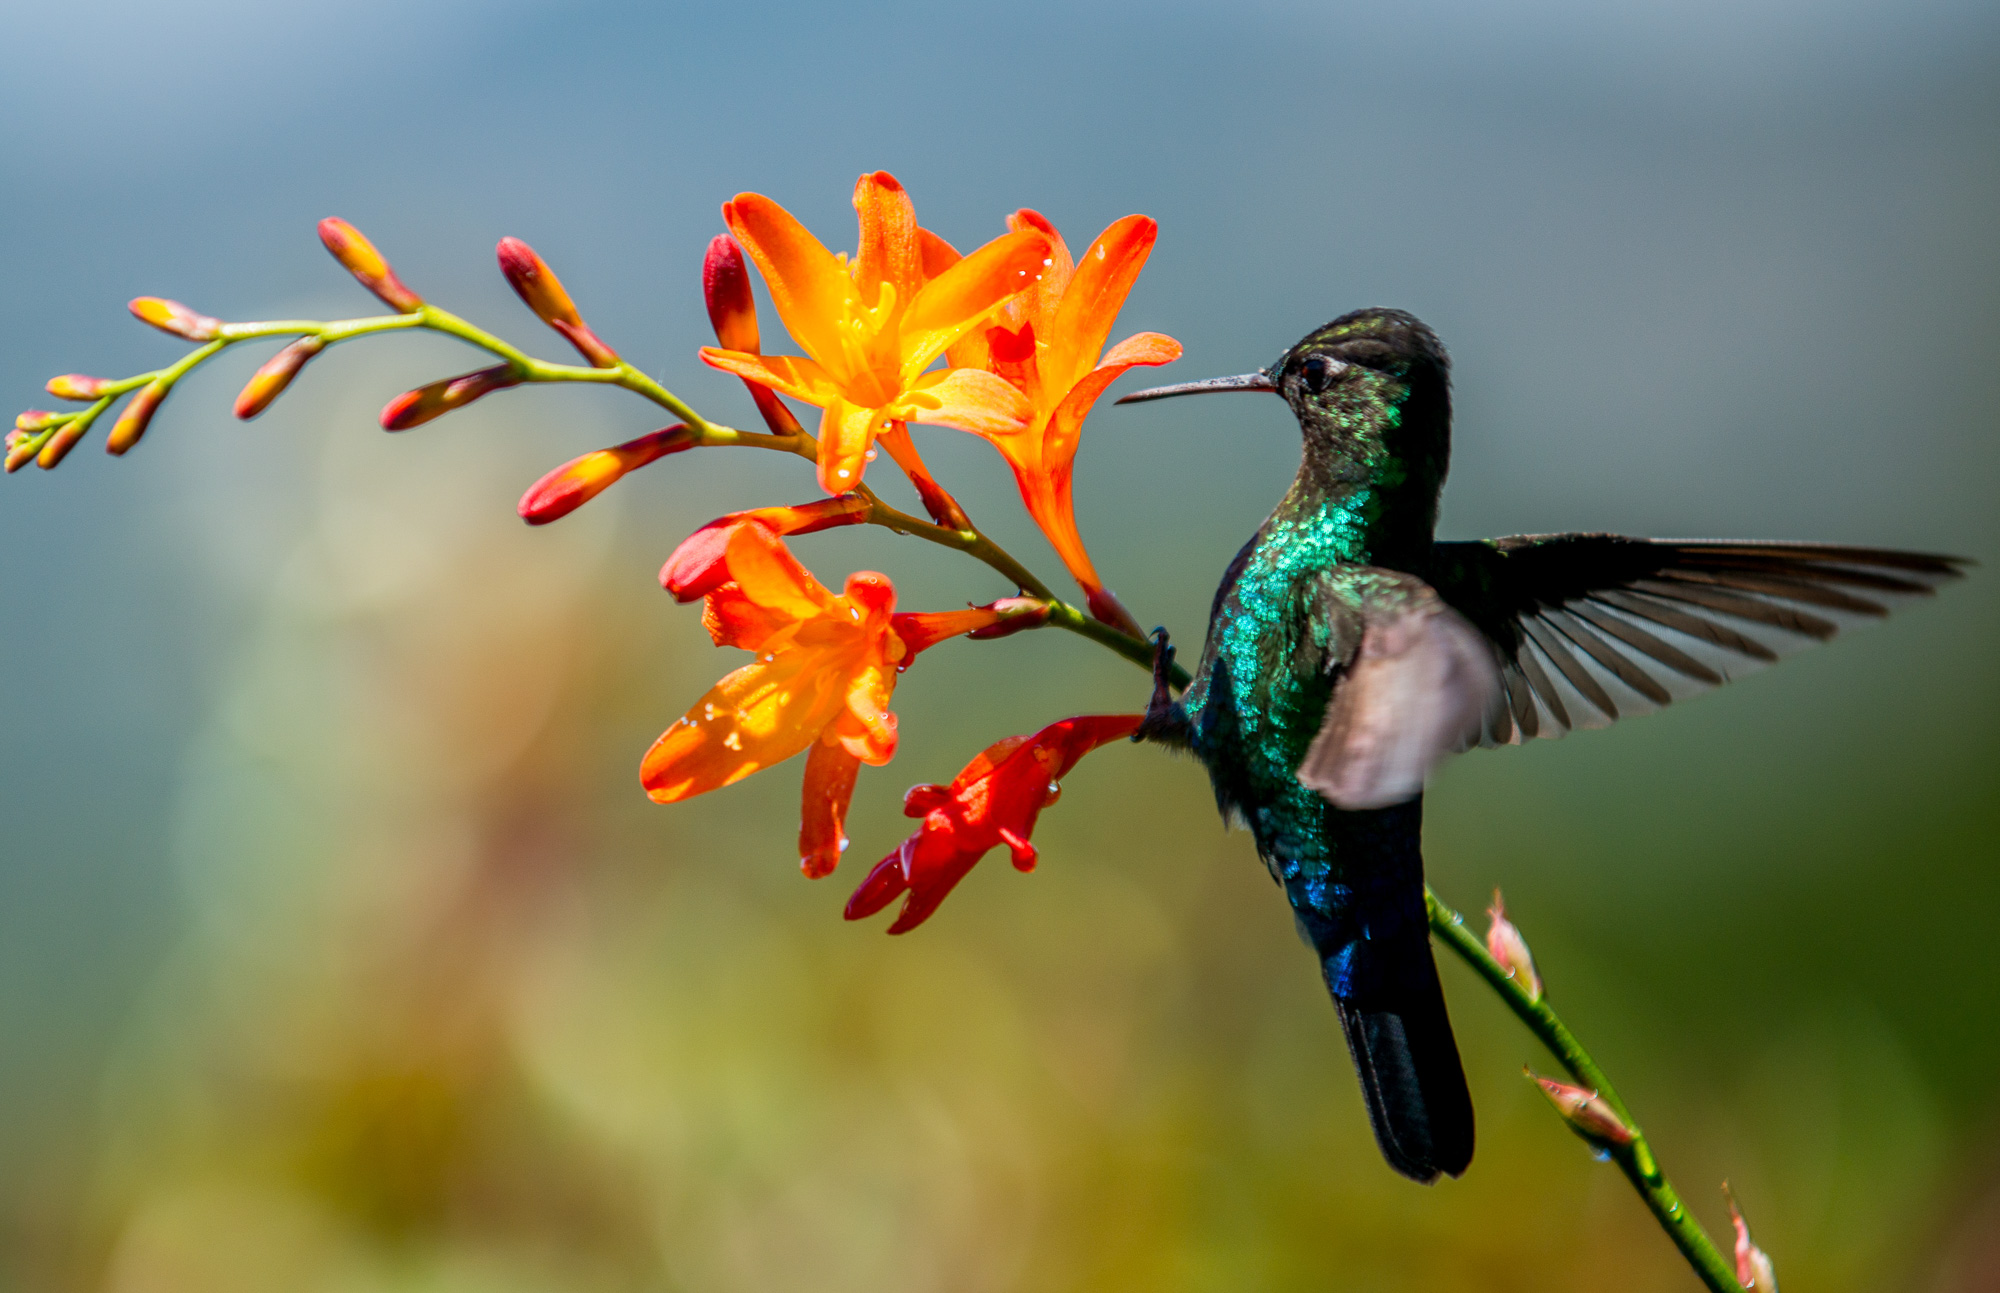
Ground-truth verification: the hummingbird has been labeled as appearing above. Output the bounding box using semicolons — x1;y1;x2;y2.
1119;308;1963;1183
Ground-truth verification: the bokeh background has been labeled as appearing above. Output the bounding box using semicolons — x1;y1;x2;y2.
3;1;1997;1288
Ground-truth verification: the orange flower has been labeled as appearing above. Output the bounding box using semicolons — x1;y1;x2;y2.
641;524;1005;877
946;211;1180;634
699;172;1052;495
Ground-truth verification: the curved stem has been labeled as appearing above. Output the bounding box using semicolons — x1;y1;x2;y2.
1425;887;1741;1293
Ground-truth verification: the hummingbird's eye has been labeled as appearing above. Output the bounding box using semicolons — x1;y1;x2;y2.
1300;354;1335;393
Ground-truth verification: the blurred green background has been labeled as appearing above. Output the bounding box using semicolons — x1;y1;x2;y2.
3;1;1997;1288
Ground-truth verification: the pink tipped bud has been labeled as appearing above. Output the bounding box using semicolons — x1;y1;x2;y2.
317;218;423;313
46;374;111;402
105;380;167;455
129;297;220;342
1724;1184;1779;1291
234;336;325;420
15;409;62;432
496;237;619;367
966;596;1056;640
703;234;760;354
659;494;872;600
517;424;697;525
1486;889;1542;1001
1529;1071;1635;1148
379;365;521;431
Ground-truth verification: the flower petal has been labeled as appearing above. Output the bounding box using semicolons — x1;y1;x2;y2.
834;660;899;765
722;523;837;621
1006;208;1074;378
851;172;922;313
661;495;870;601
724;194;858;377
902;368;1031;438
901;228;1053;377
1045;215;1158;397
918;228;961;280
816;396;884;493
699;348;844;408
891;606;1007;656
799;738;862;879
639;647;850;803
1042;332;1182;468
702;583;798;652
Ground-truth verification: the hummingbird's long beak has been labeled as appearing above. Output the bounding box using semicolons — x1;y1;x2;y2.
1115;370;1279;404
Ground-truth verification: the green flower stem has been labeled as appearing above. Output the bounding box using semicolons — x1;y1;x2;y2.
1425;887;1741;1293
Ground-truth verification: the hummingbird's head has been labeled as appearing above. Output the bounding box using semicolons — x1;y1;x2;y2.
1119;307;1452;476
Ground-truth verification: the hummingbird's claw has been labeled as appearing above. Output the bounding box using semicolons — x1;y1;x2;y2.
1135;628;1192;747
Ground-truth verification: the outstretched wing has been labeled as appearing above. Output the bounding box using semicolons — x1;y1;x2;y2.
1424;535;1966;745
1298;572;1503;809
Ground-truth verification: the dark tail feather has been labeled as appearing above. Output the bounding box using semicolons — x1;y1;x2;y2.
1329;935;1474;1183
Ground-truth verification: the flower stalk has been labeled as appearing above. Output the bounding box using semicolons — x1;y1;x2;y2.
1426;887;1743;1292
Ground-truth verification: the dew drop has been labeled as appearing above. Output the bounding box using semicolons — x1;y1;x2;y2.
723;731;742;750
839;838;851;853
865;449;878;461
1590;1148;1612;1163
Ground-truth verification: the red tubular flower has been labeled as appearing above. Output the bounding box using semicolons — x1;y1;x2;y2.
844;713;1141;933
129;297;220;342
317;218;424;313
379;364;522;431
699;171;1050;495
704;233;805;438
496;237;619;368
659;495;872;599
641;525;1006;878
234;336;325;420
105;380;167;455
945;211;1181;635
517;424;698;524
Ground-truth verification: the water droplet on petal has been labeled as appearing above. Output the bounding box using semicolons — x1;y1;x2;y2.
838;838;851;853
723;731;742;750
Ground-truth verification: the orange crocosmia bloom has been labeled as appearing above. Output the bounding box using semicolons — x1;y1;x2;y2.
641;524;1005;878
945;211;1181;636
843;713;1141;933
699;172;1052;495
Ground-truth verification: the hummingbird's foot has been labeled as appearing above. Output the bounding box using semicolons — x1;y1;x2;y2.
1134;627;1192;748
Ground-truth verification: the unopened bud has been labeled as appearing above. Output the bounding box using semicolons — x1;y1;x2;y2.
46;374;111;402
702;234;760;353
1724;1184;1779;1291
36;420;89;469
1528;1071;1635;1148
518;424;696;525
659;494;872;600
105;380;167;455
496;237;619;367
129;297;220;342
15;409;62;432
317;218;423;313
234;336;325;420
967;596;1056;639
379;365;521;431
1486;889;1542;1001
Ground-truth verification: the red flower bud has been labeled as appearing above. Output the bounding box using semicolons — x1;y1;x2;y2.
517;424;697;525
1724;1184;1779;1291
129;297;220;342
378;365;521;431
317;218;423;313
660;495;872;600
234;336;325;420
495;237;619;367
1486;889;1542;1001
104;380;167;455
966;596;1055;640
46;374;111;401
1528;1071;1635;1148
1085;587;1145;639
702;234;805;438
